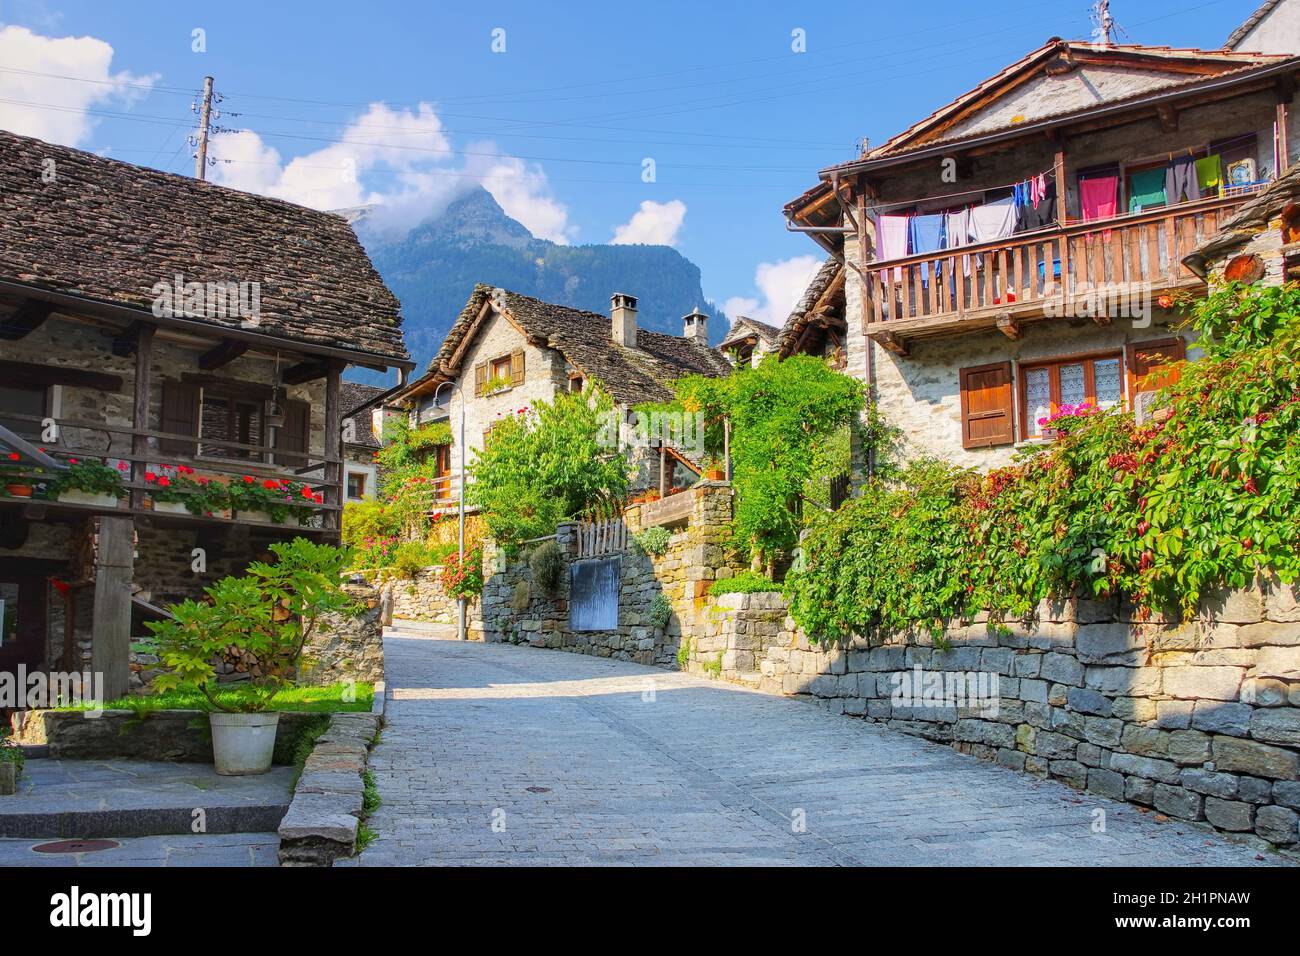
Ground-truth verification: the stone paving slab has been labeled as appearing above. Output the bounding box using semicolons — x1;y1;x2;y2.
0;759;293;838
0;832;280;867
353;630;1294;867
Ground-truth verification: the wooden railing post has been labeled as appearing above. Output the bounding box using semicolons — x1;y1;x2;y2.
323;362;343;533
130;325;154;510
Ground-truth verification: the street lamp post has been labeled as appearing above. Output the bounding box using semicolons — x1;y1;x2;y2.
432;380;467;641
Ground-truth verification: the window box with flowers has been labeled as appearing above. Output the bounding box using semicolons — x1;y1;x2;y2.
145;466;232;517
47;459;126;508
1;452;49;498
227;475;324;525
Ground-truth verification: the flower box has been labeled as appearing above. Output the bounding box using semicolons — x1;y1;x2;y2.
235;509;303;527
57;490;120;508
151;499;190;515
3;483;33;498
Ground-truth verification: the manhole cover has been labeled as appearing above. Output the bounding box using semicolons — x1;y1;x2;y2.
32;839;120;854
525;786;551;794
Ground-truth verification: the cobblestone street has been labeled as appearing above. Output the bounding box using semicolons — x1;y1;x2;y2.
352;631;1286;867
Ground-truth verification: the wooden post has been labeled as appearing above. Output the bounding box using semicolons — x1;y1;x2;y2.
323;362;343;533
1277;78;1293;171
658;443;669;498
1053;139;1068;226
130;325;154;510
91;516;134;701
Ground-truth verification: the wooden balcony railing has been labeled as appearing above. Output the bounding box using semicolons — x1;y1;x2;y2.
864;192;1259;345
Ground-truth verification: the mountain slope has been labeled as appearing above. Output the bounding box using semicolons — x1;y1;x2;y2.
351;188;725;380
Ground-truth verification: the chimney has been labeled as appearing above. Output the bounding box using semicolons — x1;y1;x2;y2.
683;307;709;343
610;292;637;348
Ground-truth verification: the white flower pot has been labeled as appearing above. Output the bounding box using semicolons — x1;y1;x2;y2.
237;509;301;526
57;490;119;508
209;711;280;775
152;500;190;514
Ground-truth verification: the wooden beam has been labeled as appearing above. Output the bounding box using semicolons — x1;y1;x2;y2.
0;300;53;341
1277;77;1293;173
0;359;122;392
131;325;154;510
180;372;274;399
1054;138;1068;226
1156;103;1179;133
110;321;148;357
873;329;910;357
281;360;330;386
198;339;250;371
323;363;344;532
995;314;1022;340
91;516;135;701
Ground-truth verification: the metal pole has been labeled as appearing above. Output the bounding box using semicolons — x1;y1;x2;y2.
194;76;214;180
435;380;468;642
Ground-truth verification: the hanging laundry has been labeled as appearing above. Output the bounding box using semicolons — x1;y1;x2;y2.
1032;173;1047;209
1128;168;1167;212
1196;154;1223;193
1080;175;1118;222
875;214;909;280
969;196;1017;242
908;214;946;286
1017;180;1057;232
1165;156;1199;204
944;207;974;276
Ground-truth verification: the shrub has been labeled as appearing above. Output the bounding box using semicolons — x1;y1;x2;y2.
647;593;672;630
708;571;778;596
529;540;565;597
631;525;672;556
439;548;484;599
390;540;433;579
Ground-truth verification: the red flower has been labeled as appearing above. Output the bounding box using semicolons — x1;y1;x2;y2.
197;477;209;486
242;475;254;483
300;486;314;499
69;458;78;465
156;475;170;487
7;452;18;461
145;471;157;482
263;479;279;489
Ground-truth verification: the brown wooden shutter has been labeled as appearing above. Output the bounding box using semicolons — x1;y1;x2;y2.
1126;338;1186;397
510;349;525;386
276;399;311;465
959;362;1014;449
159;381;200;455
473;362;488;397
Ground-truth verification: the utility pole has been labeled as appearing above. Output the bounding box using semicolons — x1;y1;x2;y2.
1093;0;1115;47
193;75;214;180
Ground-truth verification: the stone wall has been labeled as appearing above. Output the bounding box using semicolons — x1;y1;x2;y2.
476;482;740;665
389;567;460;625
695;582;1300;848
301;583;385;687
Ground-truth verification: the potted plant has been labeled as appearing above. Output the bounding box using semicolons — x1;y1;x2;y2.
146;539;357;774
46;458;125;507
1;452;36;498
702;457;726;481
145;466;231;516
228;475;321;525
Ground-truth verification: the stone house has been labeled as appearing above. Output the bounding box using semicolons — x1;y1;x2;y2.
1183;161;1300;286
339;382;404;503
783;38;1300;475
392;285;732;503
0;128;412;700
1227;0;1300;56
718;316;781;367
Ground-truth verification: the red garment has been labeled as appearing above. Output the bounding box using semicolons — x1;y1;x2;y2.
1080;175;1118;222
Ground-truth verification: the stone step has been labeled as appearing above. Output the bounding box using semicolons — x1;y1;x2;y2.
0;760;293;839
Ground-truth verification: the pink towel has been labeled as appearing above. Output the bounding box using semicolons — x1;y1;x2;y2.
875;214;909;281
1080;175;1118;222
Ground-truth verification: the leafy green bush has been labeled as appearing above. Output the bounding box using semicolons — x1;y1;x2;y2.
529;540;565;596
785;283;1300;638
631;525;672;556
469;387;630;547
0;730;23;779
647;593;672;630
708;571;778;596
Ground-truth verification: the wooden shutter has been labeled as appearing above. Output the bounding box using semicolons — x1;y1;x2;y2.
473;362;488;397
159;381;200;455
1127;338;1186;396
959;362;1014;449
510;349;525;386
276;399;311;465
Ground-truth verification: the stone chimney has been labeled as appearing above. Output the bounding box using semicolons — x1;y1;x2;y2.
611;292;637;348
683;307;709;343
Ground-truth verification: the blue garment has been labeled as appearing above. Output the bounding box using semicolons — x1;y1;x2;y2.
908;214;946;285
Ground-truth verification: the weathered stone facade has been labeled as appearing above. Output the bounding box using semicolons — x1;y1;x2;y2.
301;583;385;687
389;567;460;625
695;581;1300;848
474;483;740;666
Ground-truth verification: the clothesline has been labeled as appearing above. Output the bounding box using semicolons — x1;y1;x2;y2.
866;168;1057;216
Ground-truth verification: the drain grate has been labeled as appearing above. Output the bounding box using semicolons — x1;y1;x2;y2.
32;839;120;854
525;786;551;794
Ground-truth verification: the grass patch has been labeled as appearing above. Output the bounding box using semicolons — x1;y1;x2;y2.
289;716;331;790
0;727;23;778
708;571;778;596
362;769;381;815
357;822;377;851
53;682;374;715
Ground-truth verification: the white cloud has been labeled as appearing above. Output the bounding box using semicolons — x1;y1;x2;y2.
611;199;686;246
0;25;156;146
211;103;575;243
722;255;822;326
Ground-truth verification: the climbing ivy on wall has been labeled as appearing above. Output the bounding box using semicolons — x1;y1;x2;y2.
785;283;1300;641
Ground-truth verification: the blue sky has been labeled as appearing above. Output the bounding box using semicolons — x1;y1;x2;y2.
0;0;1264;325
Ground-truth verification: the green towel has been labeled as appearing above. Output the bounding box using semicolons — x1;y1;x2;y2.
1128;168;1167;212
1196;155;1222;192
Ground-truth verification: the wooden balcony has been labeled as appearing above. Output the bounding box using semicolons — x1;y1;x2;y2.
0;411;341;536
863;193;1259;352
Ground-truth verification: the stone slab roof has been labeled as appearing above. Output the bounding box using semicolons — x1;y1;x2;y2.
0;128;408;364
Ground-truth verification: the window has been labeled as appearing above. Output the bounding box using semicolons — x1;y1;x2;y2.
1126;338;1186;399
346;471;367;500
959;362;1015;449
0;383;47;440
473;350;525;396
1020;353;1123;439
568;375;584;393
200;395;264;460
491;355;512;381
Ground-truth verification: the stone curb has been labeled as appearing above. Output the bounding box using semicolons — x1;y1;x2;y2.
277;711;381;867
